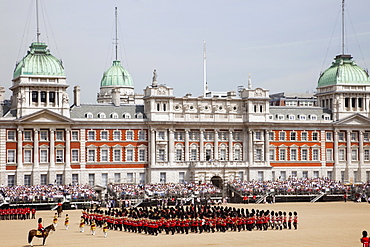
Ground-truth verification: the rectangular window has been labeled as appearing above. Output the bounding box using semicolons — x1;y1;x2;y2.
114;149;121;162
351;150;358;161
326;132;332;141
102;173;108;186
101;131;108;141
71;150;79;162
126;131;133;141
255;149;262;161
139;173;145;184
56;150;64;162
40;174;47;185
72;174;79;184
280;171;286;180
364;132;369;142
205;149;212;161
365;150;370;161
71;131;79;141
326;149;333;161
339;149;345;161
88;131;95;141
233;132;242;141
32;91;38;102
238;171;244;181
235;149;241;160
8;175;15;187
56;174;63;185
126;150;133;162
290;132;296;141
279;132;285;141
351;132;357;141
269;132;274;141
24;175;31;186
301;149;308;161
338;132;345;141
7;131;15;141
302;171;308;178
101;149;108;162
139;130;146;141
179;172;185;183
255;131;261;141
327;171;332;180
312;149;319;161
291;171;297;178
114;173;121;183
49;92;55;103
40;150;48;163
257;171;264;181
40;130;48;141
88;150;95;162
312;132;318;141
113;130;120;140
301;132;308;141
24;150;32;163
160;172;166;183
279;149;286;161
189;132;200;141
220;149;226;161
176;149;182;161
126;173;133;183
88;174;95;187
204;132;214;141
175;132;184;141
56;131;63;141
24;131;32;141
219;132;228;141
139;149;145;162
313;171;319;178
191;149;198;161
269;149;275;161
7;150;15;163
290;149;297;161
158;149;165;161
158;131;165;140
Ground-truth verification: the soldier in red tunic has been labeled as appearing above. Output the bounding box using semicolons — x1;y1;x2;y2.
361;231;370;247
293;211;298;230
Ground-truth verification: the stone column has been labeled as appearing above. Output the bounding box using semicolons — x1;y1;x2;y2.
243;130;248;162
358;131;364;182
248;130;253;165
333;130;340;181
17;129;23;169
168;129;174;163
150;129;156;166
345;130;351;182
65;129;71;169
185;129;189;161
214;130;219;161
50;129;55;168
228;130;233;161
265;130;270;165
33;129;39;168
200;129;204;162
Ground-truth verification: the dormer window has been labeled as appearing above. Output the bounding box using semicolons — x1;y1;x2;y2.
85;112;93;118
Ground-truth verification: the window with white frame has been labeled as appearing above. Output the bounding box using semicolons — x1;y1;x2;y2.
288;115;295;120
302;171;308;178
71;131;79;141
301;149;308;161
126;131;133;141
351;132;357;141
279;131;285;141
126;149;133;162
299;115;306;120
191;149;198;161
101;131;108;141
233;132;242;141
113;149;121;162
255;132;261;141
113;130;120;141
40;130;48;141
327;171;332;180
111;113;118;119
189;131;200;141
204;132;214;141
7;130;15;141
88;149;95;162
312;149;319;161
88;174;95;187
72;174;79;184
88;131;95;141
7;175;15;187
220;149;226;161
313;171;319;178
24;150;32;163
138;130;146;141
176;149;183;161
219;132;228;141
205;149;212;161
24;131;32;141
56;130;64;141
126;173;133;183
158;149;165;161
351;149;358;161
255;148;262;161
56;150;64;162
40;150;48;163
72;149;79;162
364;132;369;142
339;149;345;161
279;149;286;161
301;132;307;141
7;150;15;163
101;149;109;162
24;175;31;186
312;132;318;141
139;173;145;184
311;115;317;120
278;114;284;120
269;132;274;141
365;150;370;161
326;149;333;161
139;149;146;162
290;132;296;141
338;132;345;141
291;171;297;178
160;172;166;183
85;112;93;118
290;149;297;161
114;173;121;183
174;131;183;141
234;149;241;161
98;112;106;118
40;174;47;185
179;172;185;183
326;132;332;141
158;131;165;140
269;149;275;161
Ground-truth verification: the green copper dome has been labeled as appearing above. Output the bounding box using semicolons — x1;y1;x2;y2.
100;60;133;87
318;55;370;87
13;42;65;79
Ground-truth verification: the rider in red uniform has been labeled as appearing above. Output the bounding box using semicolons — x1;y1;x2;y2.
37;218;45;236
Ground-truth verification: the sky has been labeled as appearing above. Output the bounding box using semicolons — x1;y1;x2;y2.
1;0;370;103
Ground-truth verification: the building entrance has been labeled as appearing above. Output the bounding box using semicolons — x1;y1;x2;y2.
211;176;223;189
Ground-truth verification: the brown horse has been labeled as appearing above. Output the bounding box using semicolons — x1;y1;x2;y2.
28;224;55;246
57;205;63;217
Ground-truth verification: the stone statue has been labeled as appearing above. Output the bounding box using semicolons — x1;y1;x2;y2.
152;69;157;82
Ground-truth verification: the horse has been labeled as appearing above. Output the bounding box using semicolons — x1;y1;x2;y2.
57;205;63;217
28;224;55;246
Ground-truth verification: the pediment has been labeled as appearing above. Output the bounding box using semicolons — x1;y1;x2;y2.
335;114;370;126
16;109;73;124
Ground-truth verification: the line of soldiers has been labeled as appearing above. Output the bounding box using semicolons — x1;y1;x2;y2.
81;205;298;236
0;207;36;220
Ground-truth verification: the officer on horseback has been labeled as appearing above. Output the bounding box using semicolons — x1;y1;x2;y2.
37;218;45;237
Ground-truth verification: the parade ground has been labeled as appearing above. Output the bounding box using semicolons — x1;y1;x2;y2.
1;201;368;247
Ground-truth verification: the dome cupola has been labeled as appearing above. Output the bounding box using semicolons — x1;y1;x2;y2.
100;60;133;88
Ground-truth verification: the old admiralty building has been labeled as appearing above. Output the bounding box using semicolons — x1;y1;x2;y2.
1;35;370;187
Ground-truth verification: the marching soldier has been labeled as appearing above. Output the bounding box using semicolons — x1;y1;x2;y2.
103;221;109;238
64;214;70;230
53;213;58;227
79;216;85;233
90;219;97;235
